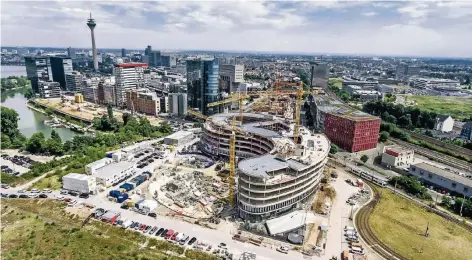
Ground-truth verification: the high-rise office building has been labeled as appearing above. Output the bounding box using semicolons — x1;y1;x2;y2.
50;57;73;90
186;57;220;115
161;55;176;67
114;63;148;107
25;56;50;93
310;62;328;88
220;64;244;93
65;71;84;92
87;13;98;71
67;47;76;59
121;48;126;57
168;93;187;116
144;45;161;67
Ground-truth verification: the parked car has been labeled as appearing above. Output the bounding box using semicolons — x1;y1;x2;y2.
120;204;129;209
1;184;10;189
179;235;189;245
1;193;8;198
277;246;289;254
19;194;29;198
8;194;18;198
218;243;227;249
155;228;164;236
60;190;68;195
149;226;158;235
139;224;147;231
165;229;174;239
29;193;39;198
42;189;52;193
161;229;169;237
69;191;78;196
56;195;65;201
38;194;48;198
171;232;179;241
144;225;152;233
148;212;157;218
68;200;77;207
17;189;26;193
79;193;89;199
134;222;141;230
188;237;197;245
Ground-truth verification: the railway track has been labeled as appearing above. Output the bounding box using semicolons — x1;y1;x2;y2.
355;184;410;260
391;138;472;172
407;131;472;158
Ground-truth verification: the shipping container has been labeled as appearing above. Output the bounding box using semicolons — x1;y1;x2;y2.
106;153;113;158
117;194;129;203
135;199;144;208
143;171;152;177
120;183;134;191
109;190;122;198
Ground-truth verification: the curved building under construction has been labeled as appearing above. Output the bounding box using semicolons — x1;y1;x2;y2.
201;112;330;220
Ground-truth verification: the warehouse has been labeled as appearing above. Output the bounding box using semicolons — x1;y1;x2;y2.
409;163;472;197
135;199;158;213
93;161;135;187
164;130;194;146
85;158;114;175
62;173;97;194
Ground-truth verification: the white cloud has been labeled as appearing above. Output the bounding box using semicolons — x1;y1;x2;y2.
362;12;377;17
0;0;471;57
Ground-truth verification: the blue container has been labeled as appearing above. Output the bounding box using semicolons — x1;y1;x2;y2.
120;183;134;191
109;190;121;198
106;153;113;158
117;194;129;203
143;171;152;177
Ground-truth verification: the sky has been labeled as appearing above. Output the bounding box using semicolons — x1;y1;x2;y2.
1;0;472;57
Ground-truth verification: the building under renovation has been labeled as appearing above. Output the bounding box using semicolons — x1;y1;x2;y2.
200;112;330;221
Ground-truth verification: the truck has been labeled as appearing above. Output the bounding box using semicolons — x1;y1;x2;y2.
121;219;133;229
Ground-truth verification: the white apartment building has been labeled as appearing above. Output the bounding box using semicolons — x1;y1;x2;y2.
62;173;97;194
381;145;415;169
410;77;461;89
38;80;61;98
114;63;147;107
435;115;454;133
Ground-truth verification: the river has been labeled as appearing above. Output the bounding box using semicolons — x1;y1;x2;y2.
1;65;78;141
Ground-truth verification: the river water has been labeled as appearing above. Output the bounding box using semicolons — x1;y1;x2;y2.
1;65;77;141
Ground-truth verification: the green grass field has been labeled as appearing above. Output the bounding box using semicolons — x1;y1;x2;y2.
1;199;217;260
328;78;343;89
406;96;472;119
370;189;472;260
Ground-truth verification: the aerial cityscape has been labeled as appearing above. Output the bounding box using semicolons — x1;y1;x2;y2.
1;1;471;260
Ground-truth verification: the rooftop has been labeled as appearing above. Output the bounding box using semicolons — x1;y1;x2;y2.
265;210;317;235
412;162;472;187
93;161;135;179
313;95;379;121
165;130;193;140
63;173;95;181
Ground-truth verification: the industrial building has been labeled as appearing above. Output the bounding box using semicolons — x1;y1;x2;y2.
126;88;160;116
168;93;187;116
409;163;472;197
164;131;195;146
308;95;380;152
62;173;97;194
381;145;415;169
93;161;135;187
200;112;330;220
38;80;62;98
114;63;147;107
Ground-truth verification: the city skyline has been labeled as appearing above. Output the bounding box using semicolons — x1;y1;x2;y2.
1;1;472;57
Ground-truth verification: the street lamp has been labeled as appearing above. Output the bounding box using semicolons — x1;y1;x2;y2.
459;195;472;217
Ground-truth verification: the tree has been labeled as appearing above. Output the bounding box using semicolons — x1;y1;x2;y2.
122;112;131;125
398;114;413;129
50;130;62;143
107;104;114;119
379;131;389;142
360;154;369;163
0;107;20;139
25;132;46;154
1;133;12;149
329;144;339;154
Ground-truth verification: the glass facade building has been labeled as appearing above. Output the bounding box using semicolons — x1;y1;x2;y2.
25;56;50;93
50;57;73;90
186;58;220;115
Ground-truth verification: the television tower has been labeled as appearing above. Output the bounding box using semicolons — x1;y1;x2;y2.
87;13;98;71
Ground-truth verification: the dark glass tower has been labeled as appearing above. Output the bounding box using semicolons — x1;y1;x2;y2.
186;58;220;115
50;57;73;90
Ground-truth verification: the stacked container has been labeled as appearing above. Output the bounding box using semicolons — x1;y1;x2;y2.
117;193;129;203
120;183;134;192
109;190;122;198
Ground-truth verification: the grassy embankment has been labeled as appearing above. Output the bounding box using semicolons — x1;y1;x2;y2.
1;199;217;260
369;188;472;260
406;96;472;120
328;78;343;89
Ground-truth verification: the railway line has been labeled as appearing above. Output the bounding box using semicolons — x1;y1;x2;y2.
407;131;472;158
391;138;472;172
354;184;409;260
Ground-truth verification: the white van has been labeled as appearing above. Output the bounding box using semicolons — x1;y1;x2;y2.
345;230;357;237
344;226;356;232
351;246;364;255
121;219;133;229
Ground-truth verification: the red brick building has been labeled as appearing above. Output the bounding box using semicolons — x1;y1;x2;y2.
324;113;380;152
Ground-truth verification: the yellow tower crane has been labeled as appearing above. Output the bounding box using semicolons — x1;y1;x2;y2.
228;116;237;206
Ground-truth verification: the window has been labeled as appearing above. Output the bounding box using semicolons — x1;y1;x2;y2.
428;173;433;179
452;183;456;188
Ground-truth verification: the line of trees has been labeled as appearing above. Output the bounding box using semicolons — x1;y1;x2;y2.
1;107;27;149
441;196;472;218
1;76;30;91
389;175;431;200
363;100;438;130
